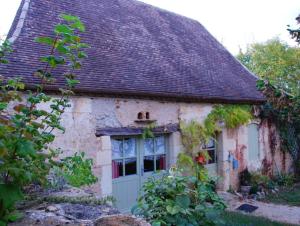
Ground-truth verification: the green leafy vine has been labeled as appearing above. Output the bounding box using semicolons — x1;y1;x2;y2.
178;104;252;179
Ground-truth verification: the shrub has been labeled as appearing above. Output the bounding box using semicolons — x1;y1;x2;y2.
48;152;98;189
250;172;271;188
273;173;295;187
0;14;97;225
60;152;98;187
132;169;226;226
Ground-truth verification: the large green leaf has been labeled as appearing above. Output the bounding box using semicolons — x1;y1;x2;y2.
60;14;79;22
166;205;180;215
35;37;55;45
0;103;7;111
54;24;73;34
16;140;36;157
176;195;191;209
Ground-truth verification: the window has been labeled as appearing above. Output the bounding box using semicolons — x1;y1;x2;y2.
143;136;166;172
112;138;137;179
202;138;217;164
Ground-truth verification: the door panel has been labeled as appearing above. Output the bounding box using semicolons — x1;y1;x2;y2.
112;175;139;212
111;137;139;212
112;135;168;212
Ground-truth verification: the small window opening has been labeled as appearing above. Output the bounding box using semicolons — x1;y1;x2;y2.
146;112;150;119
137;112;143;120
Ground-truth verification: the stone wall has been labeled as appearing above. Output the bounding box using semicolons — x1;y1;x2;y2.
43;96;292;194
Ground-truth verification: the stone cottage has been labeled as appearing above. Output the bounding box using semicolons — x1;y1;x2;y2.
1;0;292;212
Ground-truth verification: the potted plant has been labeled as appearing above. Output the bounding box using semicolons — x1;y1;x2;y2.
239;168;252;196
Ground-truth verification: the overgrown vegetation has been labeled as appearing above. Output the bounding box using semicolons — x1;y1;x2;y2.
60;152;98;187
179;105;252;178
0;14;97;225
132;169;226;226
237;39;300;96
49;152;98;189
133;105;253;226
264;183;300;207
204;104;252;135
237;33;300;175
239;169;296;198
23;194;115;207
257;80;300;175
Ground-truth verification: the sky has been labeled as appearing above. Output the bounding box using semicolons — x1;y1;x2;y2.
0;0;299;54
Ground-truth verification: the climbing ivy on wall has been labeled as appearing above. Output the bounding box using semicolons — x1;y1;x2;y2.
204;104;252;135
257;80;300;175
178;104;252;179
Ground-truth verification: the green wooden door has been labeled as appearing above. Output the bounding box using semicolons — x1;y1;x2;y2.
112;135;167;212
112;138;139;212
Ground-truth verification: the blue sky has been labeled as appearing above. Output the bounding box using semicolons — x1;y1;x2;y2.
1;0;299;54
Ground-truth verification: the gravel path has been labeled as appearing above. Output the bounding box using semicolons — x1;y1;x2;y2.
219;192;300;225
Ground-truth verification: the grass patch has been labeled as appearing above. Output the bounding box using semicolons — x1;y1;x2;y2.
221;211;294;226
264;183;300;207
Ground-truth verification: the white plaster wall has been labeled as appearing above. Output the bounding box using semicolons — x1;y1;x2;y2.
41;95;292;194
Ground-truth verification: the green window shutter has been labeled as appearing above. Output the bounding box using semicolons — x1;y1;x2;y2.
248;124;260;161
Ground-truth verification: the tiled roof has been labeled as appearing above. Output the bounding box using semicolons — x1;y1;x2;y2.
0;0;265;103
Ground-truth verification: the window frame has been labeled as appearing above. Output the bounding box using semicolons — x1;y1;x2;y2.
202;138;217;165
143;136;167;172
112;137;138;178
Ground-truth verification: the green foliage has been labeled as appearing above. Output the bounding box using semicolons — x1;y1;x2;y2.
240;170;295;195
179;105;251;181
204;105;252;135
25;194;116;206
141;123;155;139
221;211;293;226
180;120;210;158
273;173;295;187
132;169;226;226
264;183;300;207
248;171;276;192
180;105;252;158
0;41;12;64
0;14;96;225
60;152;98;187
0;184;23;225
237;39;300;96
256;80;300;173
238;38;300;174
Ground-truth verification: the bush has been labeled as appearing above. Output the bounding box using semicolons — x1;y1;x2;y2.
250;172;271;188
132;169;226;226
273;173;295;187
0;14;94;225
48;152;98;189
242;170;295;195
60;152;98;187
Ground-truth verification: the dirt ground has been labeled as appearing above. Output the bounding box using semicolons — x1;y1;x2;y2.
219;192;300;225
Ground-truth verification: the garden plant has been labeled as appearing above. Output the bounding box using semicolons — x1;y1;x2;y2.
0;14;97;225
